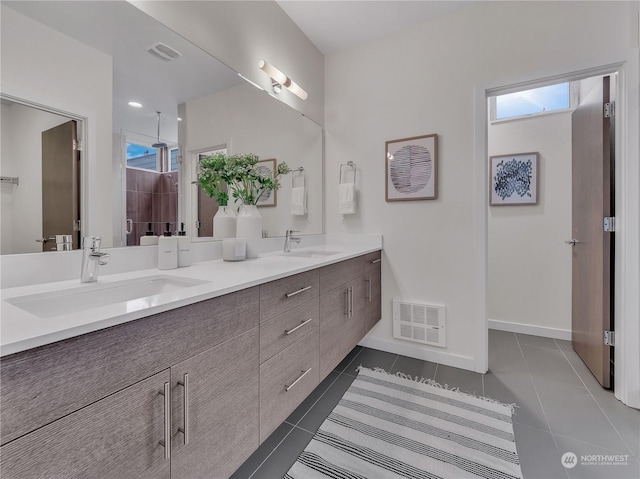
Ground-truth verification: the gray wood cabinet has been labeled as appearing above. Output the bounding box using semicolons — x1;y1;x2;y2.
0;370;171;479
0;287;259;479
0;250;381;478
319;276;366;379
0;287;259;445
258;270;321;443
170;328;259;479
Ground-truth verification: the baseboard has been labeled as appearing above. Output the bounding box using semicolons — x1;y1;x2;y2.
358;336;476;372
488;319;571;341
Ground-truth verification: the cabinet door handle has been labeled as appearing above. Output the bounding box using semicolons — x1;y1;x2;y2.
351;286;354;318
285;285;312;298
344;288;350;317
348;286;354;319
370;258;381;264
366;277;372;303
177;373;189;445
285;368;312;392
285;317;314;335
159;382;171;460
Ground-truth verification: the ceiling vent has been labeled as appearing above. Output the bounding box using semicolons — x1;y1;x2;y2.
146;42;182;62
393;299;446;348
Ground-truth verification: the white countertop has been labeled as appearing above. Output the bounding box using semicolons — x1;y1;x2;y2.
0;236;382;357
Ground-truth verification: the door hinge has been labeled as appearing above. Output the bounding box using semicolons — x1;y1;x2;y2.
604;102;615;118
603;330;615;346
195;220;201;229
603;217;616;232
73;139;83;151
73;220;81;232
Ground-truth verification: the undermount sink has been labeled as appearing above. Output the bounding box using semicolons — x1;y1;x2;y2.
5;275;208;318
280;249;342;258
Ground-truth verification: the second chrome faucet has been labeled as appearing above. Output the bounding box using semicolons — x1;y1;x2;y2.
283;230;301;253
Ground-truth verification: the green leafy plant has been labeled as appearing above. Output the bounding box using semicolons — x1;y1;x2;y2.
197;152;291;206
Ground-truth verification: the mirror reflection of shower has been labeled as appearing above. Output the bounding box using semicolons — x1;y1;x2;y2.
123;125;179;246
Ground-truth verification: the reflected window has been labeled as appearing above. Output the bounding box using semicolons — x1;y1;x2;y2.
126;142;157;171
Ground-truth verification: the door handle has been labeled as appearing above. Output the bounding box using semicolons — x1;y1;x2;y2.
159;382;171;460
126;219;133;235
177;373;189;445
565;239;580;246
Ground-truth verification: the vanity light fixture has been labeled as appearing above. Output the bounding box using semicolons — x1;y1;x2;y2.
128;101;143;108
258;59;308;100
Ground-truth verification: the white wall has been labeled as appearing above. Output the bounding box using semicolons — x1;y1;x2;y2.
182;83;323;238
1;5;113;246
324;1;639;370
488;112;573;338
0;103;70;254
130;0;324;126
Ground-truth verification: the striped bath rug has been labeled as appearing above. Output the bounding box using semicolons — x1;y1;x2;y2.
285;367;523;479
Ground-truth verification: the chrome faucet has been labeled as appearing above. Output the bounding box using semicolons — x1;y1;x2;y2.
81;236;110;283
284;230;301;253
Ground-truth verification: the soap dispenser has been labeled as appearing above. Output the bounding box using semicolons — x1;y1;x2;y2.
158;223;178;270
140;223;158;246
177;222;191;267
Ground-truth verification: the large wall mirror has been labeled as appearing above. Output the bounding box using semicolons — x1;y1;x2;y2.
0;0;323;255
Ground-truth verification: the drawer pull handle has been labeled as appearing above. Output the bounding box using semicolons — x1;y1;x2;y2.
177;373;189;445
159;382;171;459
285;317;314;335
285;285;312;298
366;277;372;303
370;258;381;264
285;368;312;392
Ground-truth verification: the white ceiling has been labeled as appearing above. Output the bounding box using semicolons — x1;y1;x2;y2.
277;1;473;55
5;0;473;141
4;0;242;142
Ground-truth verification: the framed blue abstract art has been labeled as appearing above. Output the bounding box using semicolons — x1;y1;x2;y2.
489;152;539;206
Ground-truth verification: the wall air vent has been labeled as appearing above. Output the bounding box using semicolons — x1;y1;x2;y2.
146;42;182;62
392;299;446;347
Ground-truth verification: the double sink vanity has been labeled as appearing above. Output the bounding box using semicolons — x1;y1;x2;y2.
0;235;382;478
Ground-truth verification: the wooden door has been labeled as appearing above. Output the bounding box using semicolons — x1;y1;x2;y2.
0;370;171;478
41;120;79;250
170;328;259;479
570;76;613;388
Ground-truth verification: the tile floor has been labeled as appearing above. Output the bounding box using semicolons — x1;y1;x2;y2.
231;331;640;479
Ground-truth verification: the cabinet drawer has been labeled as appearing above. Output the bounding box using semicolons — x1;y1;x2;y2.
364;250;382;275
260;329;319;442
260;269;319;322
0;287;259;445
260;298;319;363
319;256;364;294
0;370;171;479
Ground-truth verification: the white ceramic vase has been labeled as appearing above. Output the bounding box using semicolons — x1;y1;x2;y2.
235;205;262;258
213;206;236;240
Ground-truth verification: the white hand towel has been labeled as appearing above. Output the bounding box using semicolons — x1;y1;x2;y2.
338;183;356;214
291;186;307;215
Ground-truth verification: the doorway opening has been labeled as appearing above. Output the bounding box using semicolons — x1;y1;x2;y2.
0;95;86;255
487;72;616;389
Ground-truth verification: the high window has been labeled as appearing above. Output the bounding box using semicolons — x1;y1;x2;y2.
491;82;574;121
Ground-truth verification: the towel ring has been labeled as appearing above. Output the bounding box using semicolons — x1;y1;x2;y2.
292;167;306;188
339;161;356;185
